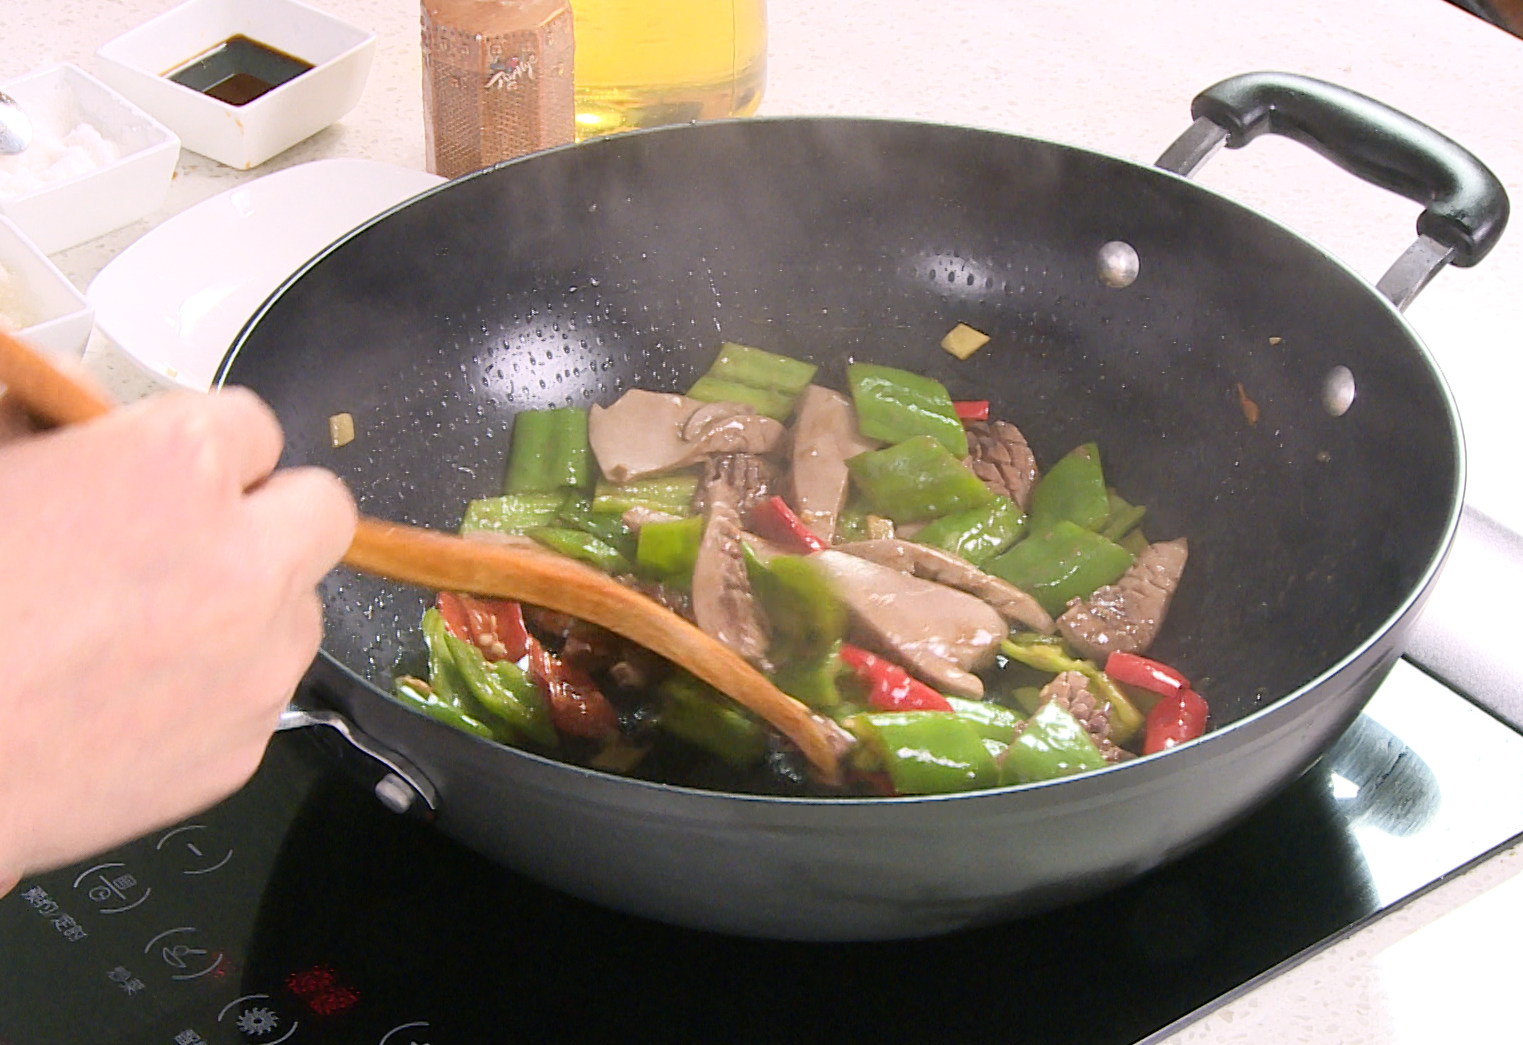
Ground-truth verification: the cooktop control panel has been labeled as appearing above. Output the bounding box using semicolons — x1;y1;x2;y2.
6;661;1523;1045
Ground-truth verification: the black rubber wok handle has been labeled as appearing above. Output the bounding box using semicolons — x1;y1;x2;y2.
1189;72;1509;269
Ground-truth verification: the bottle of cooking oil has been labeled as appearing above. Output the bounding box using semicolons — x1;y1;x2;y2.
568;0;767;141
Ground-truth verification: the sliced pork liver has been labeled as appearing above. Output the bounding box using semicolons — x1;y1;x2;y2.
789;385;880;544
690;468;771;668
965;419;1040;510
588;390;784;483
812;550;1007;697
835;538;1055;634
1057;538;1188;660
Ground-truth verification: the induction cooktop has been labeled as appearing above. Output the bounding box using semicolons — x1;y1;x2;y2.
5;656;1523;1045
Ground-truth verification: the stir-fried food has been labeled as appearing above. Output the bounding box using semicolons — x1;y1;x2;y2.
393;341;1207;795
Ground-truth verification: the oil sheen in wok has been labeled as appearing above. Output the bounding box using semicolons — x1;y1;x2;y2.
395;340;1202;796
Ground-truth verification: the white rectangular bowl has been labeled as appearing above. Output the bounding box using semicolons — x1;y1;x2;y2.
94;0;375;170
0;63;181;254
0;217;95;359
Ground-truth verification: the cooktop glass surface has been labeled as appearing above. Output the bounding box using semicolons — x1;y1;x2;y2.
5;659;1523;1045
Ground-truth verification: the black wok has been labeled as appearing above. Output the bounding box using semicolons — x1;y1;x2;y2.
223;73;1507;940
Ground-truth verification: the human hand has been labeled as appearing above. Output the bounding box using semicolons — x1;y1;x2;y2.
0;387;356;892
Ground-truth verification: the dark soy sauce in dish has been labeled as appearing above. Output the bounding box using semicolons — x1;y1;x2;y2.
165;35;314;106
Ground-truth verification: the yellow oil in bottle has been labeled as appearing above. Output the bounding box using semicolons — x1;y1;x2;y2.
569;0;767;140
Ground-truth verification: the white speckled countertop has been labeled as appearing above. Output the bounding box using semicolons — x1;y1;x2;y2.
5;1;1522;1040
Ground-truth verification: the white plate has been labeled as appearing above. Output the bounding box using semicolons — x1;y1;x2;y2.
88;157;443;389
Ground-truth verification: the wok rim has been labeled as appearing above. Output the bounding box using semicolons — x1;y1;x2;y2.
221;113;1469;808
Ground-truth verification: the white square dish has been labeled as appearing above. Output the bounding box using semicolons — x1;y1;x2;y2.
0;217;95;359
94;0;376;170
0;63;181;254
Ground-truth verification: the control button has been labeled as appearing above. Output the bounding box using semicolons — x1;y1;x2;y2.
219;993;299;1044
155;824;234;876
379;1021;431;1045
73;861;151;914
143;926;225;981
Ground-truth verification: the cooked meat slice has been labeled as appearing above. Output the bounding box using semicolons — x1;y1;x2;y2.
1057;538;1188;661
687;412;787;457
965;419;1040;510
620;506;684;532
523;605;578;642
1010;670;1128;763
836;539;1056;634
690;471;772;668
588;390;706;482
789;385;880;544
680;401;755;441
812;550;1007;698
615;573;695;622
588;390;783;483
691;453;780;522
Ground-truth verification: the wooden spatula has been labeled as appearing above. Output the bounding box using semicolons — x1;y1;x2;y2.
0;329;844;779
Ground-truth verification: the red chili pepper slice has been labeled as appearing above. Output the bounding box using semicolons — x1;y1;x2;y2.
1142;688;1209;755
1105;651;1191;698
436;592;531;662
525;636;620;739
751;495;826;553
839;644;952;712
435;592;474;641
953;400;990;422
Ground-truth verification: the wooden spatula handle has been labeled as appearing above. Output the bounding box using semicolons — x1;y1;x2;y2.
0;330;115;424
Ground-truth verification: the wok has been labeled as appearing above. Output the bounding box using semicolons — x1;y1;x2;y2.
223;72;1507;940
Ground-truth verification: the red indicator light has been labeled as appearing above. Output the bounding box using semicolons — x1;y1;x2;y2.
286;965;361;1018
308;985;360;1017
286;966;336;997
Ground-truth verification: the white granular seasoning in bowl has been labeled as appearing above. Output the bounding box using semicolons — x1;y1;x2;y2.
0;262;32;331
0;122;120;199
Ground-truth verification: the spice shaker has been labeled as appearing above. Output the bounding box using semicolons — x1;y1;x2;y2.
421;0;576;178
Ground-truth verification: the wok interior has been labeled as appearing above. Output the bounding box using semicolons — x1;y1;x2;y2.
226;118;1459;736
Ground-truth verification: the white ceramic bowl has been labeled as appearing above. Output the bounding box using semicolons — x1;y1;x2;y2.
87;157;443;389
0;217;95;359
0;64;180;254
94;0;376;170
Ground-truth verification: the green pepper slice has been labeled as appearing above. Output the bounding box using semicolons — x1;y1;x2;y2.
1099;488;1147;542
1027;443;1110;534
504;407;591;493
421;607;473;710
659;673;768;767
686;377;800;421
459;493;566;535
851;711;999;795
635;515;706;584
846;435;995;523
847;362;968;457
701;342;819;393
393;677;496;739
524;526;633;574
998;636;1145;745
911;497;1026;565
591;474;700;515
999;700;1109;784
985;520;1134;616
443;633;557;748
942;695;1024;742
556;494;637;559
687;343;818;420
746;551;849;708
